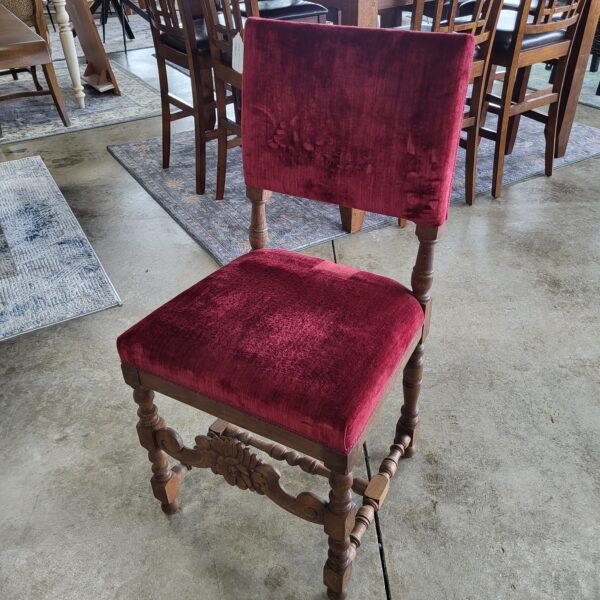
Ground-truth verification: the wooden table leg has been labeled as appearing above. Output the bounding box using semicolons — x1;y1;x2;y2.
53;0;86;108
555;0;599;158
337;0;378;233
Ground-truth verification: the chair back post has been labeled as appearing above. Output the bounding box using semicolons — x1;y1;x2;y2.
412;225;443;340
247;187;272;249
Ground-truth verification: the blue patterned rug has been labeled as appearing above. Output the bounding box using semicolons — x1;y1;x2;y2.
528;59;600;110
0;156;121;341
0;61;160;146
108;118;600;266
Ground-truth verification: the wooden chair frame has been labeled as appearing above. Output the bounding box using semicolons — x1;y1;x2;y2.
122;189;443;597
200;0;327;200
0;0;69;136
146;0;217;194
0;0;49;86
199;0;248;199
480;0;586;198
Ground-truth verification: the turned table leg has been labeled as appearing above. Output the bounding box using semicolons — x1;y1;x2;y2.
53;0;86;108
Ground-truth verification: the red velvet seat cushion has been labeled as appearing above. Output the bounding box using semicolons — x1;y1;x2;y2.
118;250;424;455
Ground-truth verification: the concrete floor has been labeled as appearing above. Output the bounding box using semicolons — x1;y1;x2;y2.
1;48;599;600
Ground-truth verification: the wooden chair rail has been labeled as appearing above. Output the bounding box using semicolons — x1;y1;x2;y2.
524;13;578;34
151;422;330;524
350;433;411;549
209;419;370;494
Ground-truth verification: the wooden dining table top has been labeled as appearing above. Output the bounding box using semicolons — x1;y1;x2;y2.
0;4;49;70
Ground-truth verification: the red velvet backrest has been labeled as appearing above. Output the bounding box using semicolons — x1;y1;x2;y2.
242;19;475;226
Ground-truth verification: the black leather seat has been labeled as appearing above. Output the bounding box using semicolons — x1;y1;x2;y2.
242;0;328;20
492;9;565;59
160;19;210;54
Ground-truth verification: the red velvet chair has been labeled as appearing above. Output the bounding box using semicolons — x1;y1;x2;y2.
118;19;474;599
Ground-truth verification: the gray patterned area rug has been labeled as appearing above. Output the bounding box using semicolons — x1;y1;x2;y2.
0;61;160;145
0;156;121;341
108;118;600;266
49;14;153;58
528;59;600;110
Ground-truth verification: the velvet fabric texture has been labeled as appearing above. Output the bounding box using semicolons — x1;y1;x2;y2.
242;19;475;226
118;250;424;454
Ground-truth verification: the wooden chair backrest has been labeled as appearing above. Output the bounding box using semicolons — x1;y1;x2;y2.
0;0;48;41
201;0;259;57
524;0;582;35
145;0;185;37
412;0;502;50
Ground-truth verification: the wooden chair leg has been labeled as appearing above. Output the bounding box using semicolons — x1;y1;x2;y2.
156;56;171;169
505;66;531;156
396;342;424;458
545;58;568;177
201;66;216;130
41;63;70;127
465;126;478;206
323;471;356;600
215;78;228;200
465;74;486;206
190;60;207;195
339;206;365;233
491;67;517;199
30;65;43;91
133;386;184;515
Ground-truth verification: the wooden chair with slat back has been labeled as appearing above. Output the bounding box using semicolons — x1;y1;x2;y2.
117;19;475;599
199;0;328;199
403;0;503;205
480;0;586;198
0;0;69;134
145;0;217;195
0;0;49;88
198;0;246;199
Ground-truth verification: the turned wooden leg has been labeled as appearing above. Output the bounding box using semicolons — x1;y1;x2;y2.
396;342;424;458
323;471;356;600
133;386;184;515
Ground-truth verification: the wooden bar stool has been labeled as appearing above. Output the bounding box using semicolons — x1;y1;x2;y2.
118;19;474;599
481;0;586;198
145;0;217;195
197;0;328;200
402;0;503;205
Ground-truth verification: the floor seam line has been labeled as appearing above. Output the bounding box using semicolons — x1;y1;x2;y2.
363;442;393;600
